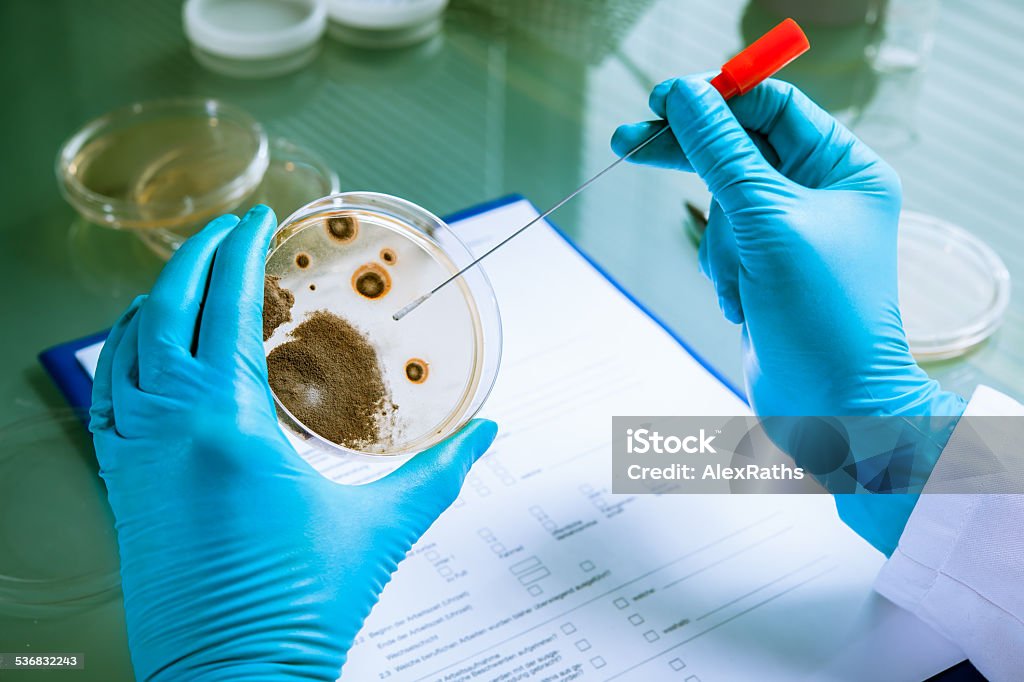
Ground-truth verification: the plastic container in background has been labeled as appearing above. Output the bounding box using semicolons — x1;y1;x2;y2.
56;98;338;259
326;0;448;48
898;211;1011;361
264;192;501;459
184;0;328;78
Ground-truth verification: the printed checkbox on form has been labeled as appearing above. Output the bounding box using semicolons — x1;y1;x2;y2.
561;623;576;635
579;560;595;572
669;658;686;671
575;639;591;652
590;657;606;669
613;597;629;609
628;614;644;625
644;630;659;642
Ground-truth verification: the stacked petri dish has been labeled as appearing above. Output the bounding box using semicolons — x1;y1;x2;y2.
183;0;328;79
264;192;501;459
56;98;338;259
325;0;449;48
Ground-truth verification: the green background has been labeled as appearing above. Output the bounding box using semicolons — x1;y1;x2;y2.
1;0;1020;678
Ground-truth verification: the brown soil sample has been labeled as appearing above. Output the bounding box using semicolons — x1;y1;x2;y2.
295;253;311;268
263;275;295;341
267;310;396;449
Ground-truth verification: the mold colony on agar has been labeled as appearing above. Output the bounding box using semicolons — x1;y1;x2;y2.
264;212;451;457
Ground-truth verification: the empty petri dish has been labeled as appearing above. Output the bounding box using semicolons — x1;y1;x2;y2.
0;411;121;618
184;0;327;78
56;98;269;231
898;211;1011;361
264;192;501;459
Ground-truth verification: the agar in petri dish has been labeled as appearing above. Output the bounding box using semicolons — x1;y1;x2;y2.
56;99;268;232
57;103;339;260
263;192;501;459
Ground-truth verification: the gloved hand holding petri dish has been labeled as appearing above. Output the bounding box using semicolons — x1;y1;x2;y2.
263;192;501;458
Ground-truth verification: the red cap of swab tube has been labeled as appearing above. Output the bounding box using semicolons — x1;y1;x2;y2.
711;18;810;100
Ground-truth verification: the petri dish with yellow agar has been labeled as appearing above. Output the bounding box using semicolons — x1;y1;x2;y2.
56;98;269;231
57;99;339;259
264;192;501;459
898;211;1011;361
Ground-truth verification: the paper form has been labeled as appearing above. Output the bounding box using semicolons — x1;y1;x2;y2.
77;199;963;681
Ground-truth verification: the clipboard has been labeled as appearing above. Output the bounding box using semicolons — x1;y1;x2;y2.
35;195;968;681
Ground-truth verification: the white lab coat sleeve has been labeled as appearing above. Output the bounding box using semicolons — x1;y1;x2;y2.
874;386;1024;682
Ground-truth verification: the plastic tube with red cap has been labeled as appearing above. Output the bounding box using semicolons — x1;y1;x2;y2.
712;18;810;100
392;18;811;321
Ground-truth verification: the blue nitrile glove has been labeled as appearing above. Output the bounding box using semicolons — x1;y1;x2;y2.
89;205;497;681
611;77;966;555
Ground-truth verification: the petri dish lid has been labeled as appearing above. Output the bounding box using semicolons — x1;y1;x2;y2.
898;211;1011;361
184;0;327;61
251;136;340;214
0;410;121;618
135;135;339;260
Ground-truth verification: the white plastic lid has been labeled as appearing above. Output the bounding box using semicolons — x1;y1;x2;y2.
898;211;1011;361
184;0;327;60
326;0;447;29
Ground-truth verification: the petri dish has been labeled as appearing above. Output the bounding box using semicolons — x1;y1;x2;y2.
898;211;1011;361
0;411;121;618
56;98;269;231
184;0;327;79
136;136;340;259
264;192;501;459
326;0;447;48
